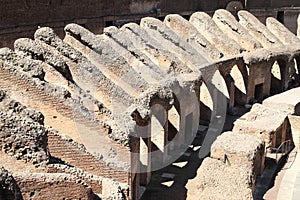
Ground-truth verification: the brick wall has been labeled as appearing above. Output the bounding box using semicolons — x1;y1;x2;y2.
47;131;129;184
1;0;300;47
15;173;95;200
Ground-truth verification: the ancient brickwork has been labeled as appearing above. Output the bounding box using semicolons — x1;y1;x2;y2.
1;1;300;48
48;130;129;184
14;173;94;200
0;8;300;200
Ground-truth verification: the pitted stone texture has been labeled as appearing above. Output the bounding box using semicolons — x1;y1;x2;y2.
213;9;262;51
64;25;149;97
186;157;254;200
190;12;244;57
0;91;49;166
164;14;223;61
14;38;73;82
104;25;167;79
0;47;45;80
0;47;71;100
64;23;141;106
238;10;283;48
211;131;264;166
0;167;22;200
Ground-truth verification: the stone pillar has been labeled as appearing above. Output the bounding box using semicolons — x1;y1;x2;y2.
237;63;249;90
262;62;272;99
138;124;152;186
246;64;255;103
223;74;235;109
278;59;292;91
150;104;168;167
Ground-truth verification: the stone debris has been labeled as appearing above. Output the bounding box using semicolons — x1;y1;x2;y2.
0;91;49;166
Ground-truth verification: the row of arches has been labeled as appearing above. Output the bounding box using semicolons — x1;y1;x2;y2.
131;55;300;199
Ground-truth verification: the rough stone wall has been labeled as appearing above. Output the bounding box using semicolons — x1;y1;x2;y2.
14;173;95;200
187;157;254;200
211;131;265;176
0;90;49;166
0;8;300;200
1;0;300;47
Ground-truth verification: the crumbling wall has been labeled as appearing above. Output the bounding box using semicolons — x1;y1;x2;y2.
14;173;95;200
0;90;49;166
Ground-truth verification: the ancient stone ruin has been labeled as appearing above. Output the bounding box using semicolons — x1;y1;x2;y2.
0;8;300;200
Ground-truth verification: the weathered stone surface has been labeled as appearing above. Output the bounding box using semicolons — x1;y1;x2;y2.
0;47;45;80
14;172;97;199
238;10;283;48
213;9;262;51
266;17;300;47
164;14;223;60
263;87;300;115
0;91;49;166
233;104;289;145
186;157;254;200
190;12;244;57
0;8;299;200
211;131;264;167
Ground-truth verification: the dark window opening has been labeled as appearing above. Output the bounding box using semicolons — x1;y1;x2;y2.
182;15;190;20
254;83;264;101
105;21;114;27
277;11;284;23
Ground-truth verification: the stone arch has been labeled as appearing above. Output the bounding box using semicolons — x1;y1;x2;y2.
290;58;300;88
198;68;229;158
199;79;213;124
271;60;282;94
271;58;294;94
167;94;180;142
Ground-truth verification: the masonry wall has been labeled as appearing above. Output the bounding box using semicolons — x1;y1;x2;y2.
1;0;300;48
47;131;129;184
15;173;94;200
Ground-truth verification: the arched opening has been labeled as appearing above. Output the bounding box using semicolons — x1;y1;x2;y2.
291;58;300;88
230;64;247;105
295;58;299;75
149;103;168;169
167;105;180;143
271;61;282;94
199;81;213;125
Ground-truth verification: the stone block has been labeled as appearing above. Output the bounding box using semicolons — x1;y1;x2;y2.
211;131;265;169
